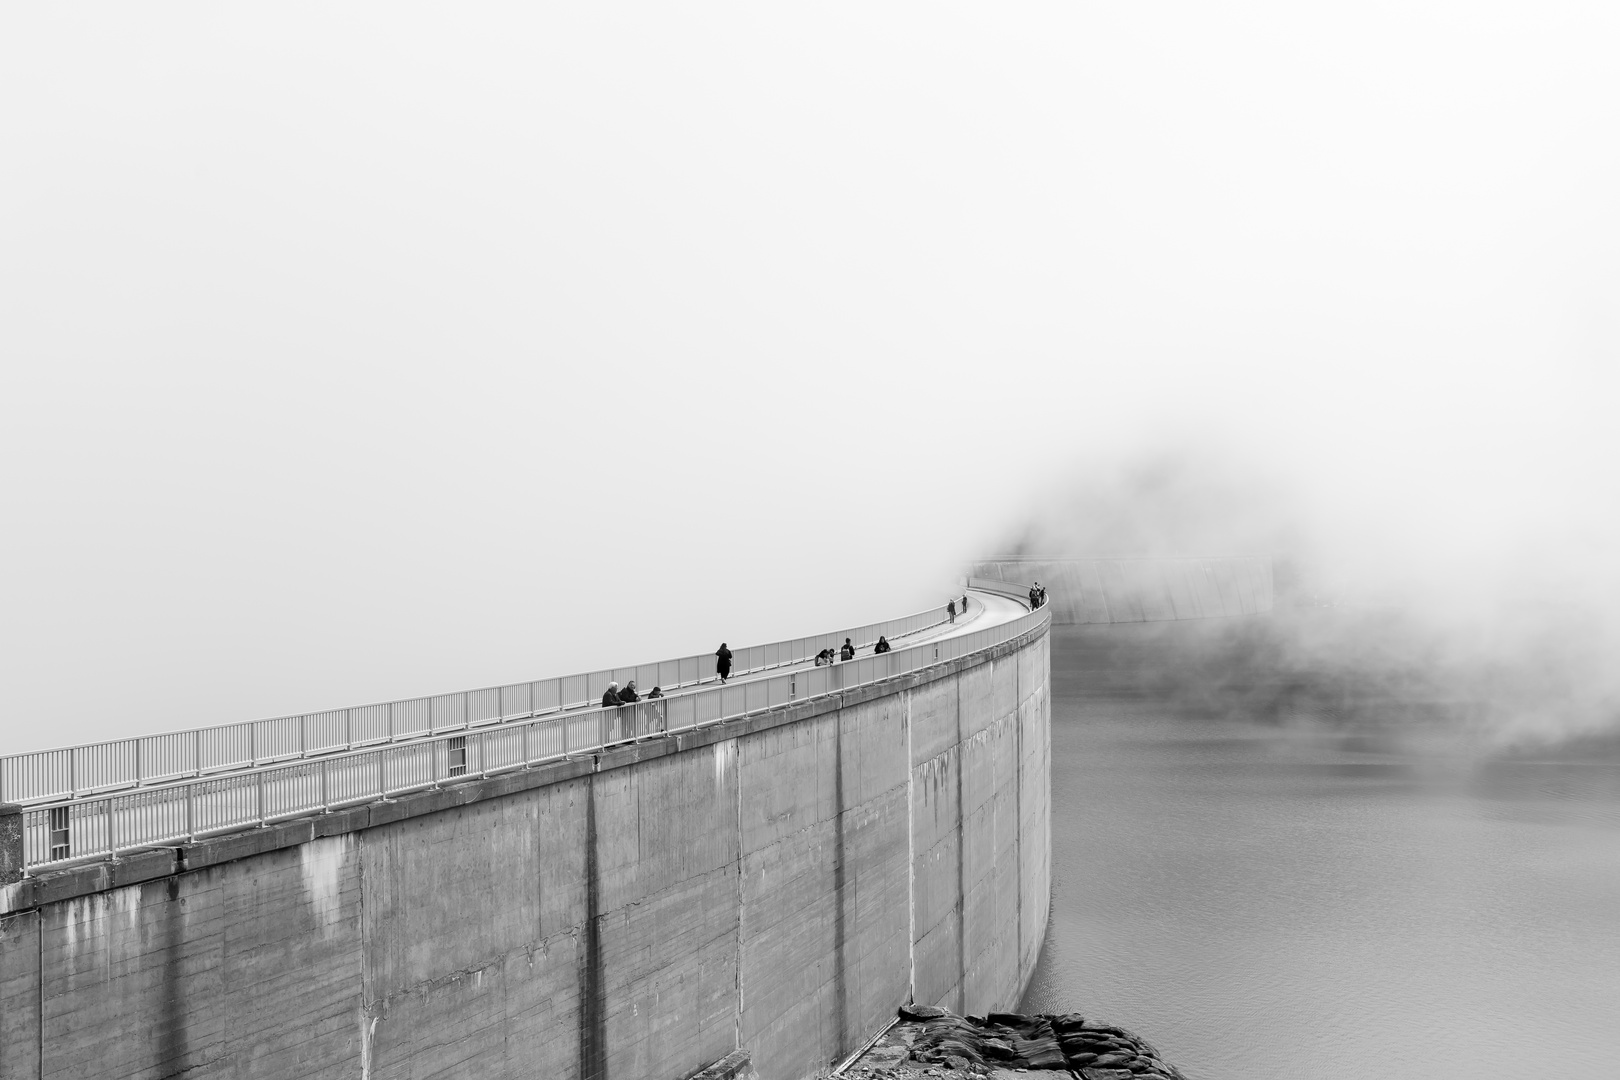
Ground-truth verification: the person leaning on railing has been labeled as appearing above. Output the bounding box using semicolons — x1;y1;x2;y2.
602;681;623;708
874;635;892;654
620;680;641;703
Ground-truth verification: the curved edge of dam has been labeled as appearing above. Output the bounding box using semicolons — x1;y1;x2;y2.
0;601;1051;1080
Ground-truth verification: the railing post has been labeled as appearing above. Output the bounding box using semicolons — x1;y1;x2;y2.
135;739;143;786
377;750;386;799
106;797;117;856
186;784;195;842
320;760;328;811
256;771;264;826
194;729;201;777
300;715;307;757
344;709;352;751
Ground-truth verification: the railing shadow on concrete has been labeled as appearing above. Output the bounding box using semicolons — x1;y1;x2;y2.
14;592;1042;877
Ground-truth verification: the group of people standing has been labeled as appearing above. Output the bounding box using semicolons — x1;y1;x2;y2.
813;637;862;666
600;679;665;709
603;597;975;712
1028;582;1048;609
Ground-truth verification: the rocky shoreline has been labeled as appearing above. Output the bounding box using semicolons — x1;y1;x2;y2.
835;1005;1188;1080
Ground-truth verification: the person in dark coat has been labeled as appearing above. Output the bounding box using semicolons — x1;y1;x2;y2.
620;680;640;703
947;599;956;623
1029;583;1040;609
874;635;891;654
647;686;663;699
716;643;733;683
601;682;623;708
839;638;855;661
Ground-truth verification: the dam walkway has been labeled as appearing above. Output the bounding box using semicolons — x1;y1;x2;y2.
2;584;1035;879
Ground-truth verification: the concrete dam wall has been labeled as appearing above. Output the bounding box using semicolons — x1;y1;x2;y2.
970;556;1273;624
0;624;1050;1080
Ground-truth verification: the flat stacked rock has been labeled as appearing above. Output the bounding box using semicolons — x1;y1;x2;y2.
838;1005;1188;1080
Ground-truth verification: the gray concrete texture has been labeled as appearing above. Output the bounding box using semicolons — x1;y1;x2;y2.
970;557;1273;623
0;629;1050;1080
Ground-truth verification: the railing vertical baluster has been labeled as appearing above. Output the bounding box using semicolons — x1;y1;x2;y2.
256;771;264;826
344;709;351;751
300;715;307;757
186;784;195;842
320;759;328;811
377;750;385;799
105;798;116;856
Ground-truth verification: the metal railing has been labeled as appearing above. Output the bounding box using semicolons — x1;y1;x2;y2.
0;598;970;807
16;596;1045;874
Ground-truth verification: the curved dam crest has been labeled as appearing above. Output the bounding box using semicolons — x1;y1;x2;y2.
0;611;1051;1080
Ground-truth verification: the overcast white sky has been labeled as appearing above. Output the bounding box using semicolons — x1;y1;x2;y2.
3;3;1616;753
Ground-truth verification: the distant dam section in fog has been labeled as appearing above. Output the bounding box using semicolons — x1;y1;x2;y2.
968;556;1273;624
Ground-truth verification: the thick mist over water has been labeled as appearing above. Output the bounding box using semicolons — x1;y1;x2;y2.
1001;447;1620;753
3;4;1617;753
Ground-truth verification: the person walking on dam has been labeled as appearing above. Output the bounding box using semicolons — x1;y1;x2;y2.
839;638;855;661
947;598;956;623
715;642;733;683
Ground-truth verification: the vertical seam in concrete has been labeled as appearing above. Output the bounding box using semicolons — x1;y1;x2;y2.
1014;646;1023;1010
38;908;45;1080
580;772;606;1080
832;713;848;1059
904;691;915;1005
955;672;966;1014
733;737;744;1053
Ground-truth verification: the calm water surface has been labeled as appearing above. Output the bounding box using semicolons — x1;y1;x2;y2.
1019;623;1620;1080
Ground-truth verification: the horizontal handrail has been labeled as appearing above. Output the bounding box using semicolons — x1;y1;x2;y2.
0;594;972;807
964;576;1037;607
16;596;1046;875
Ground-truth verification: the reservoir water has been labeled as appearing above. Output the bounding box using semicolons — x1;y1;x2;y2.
1019;619;1620;1080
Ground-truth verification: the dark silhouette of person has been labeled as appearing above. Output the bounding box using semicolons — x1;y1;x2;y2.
947;599;956;623
874;635;892;654
601;682;623;708
620;680;640;703
716;643;733;683
839;638;855;661
647;686;663;699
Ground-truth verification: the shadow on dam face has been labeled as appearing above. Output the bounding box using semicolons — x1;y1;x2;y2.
581;771;606;1080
